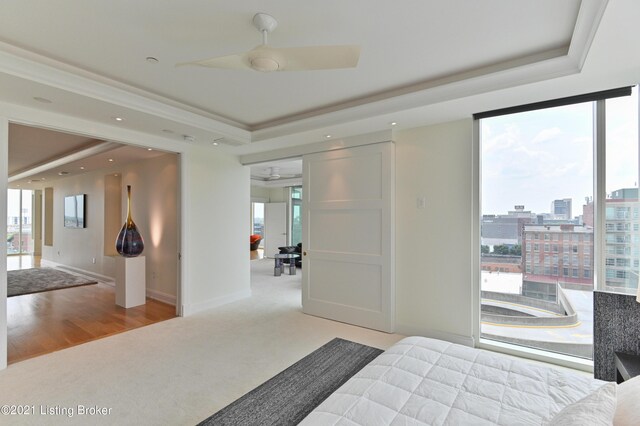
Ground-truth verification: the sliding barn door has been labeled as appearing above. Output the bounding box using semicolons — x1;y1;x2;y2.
302;142;395;332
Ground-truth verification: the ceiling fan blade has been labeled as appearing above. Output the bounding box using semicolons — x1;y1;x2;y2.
178;45;360;72
266;45;360;71
176;52;251;70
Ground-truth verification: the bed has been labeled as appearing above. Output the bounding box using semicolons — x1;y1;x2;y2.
302;336;637;425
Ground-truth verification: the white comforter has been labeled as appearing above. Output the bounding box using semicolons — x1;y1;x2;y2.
302;336;603;425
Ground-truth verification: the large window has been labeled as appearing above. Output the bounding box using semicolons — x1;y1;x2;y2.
251;202;264;246
7;189;34;255
479;86;638;360
290;186;302;246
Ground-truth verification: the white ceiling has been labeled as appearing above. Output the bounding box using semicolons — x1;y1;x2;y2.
7;124;169;189
0;0;638;156
0;0;579;128
8;124;100;176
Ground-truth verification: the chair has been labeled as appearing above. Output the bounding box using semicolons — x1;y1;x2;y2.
278;243;302;267
250;234;262;250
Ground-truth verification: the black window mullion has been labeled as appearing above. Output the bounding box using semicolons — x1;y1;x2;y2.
473;86;633;120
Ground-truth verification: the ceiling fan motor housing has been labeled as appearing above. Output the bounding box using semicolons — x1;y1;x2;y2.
250;15;280;72
252;13;278;33
251;56;279;72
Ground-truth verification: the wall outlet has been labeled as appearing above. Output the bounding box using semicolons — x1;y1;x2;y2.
92;257;96;264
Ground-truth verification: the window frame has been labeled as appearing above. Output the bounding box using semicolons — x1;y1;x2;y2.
473;86;635;371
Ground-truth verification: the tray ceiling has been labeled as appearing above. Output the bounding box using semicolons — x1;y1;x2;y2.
0;1;582;129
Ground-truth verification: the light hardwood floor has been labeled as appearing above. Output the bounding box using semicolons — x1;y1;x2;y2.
250;248;265;260
7;255;176;365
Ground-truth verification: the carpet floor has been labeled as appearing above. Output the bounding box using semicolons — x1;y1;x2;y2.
7;267;98;297
198;338;383;426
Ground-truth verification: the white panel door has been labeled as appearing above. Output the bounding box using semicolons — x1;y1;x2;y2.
264;202;287;258
302;142;395;332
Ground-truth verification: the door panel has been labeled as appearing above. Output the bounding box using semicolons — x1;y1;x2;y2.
309;209;382;254
264;202;287;257
302;142;395;332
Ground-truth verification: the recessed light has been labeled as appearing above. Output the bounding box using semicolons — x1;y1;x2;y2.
112;116;124;122
146;57;159;63
80;166;85;170
108;158;114;162
212;142;219;146
33;96;52;104
162;129;174;134
390;122;397;126
114;174;118;177
147;148;153;151
58;171;70;176
183;135;195;142
325;134;332;139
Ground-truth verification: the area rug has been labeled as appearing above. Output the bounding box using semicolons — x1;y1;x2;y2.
7;267;98;297
198;338;383;426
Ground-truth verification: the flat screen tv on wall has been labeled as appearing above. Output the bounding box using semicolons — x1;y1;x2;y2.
64;194;86;228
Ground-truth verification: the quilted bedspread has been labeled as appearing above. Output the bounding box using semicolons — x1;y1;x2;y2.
301;336;604;425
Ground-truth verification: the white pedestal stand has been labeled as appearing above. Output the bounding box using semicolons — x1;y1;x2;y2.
115;256;146;308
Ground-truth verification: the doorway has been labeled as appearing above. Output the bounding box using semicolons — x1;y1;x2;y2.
5;123;180;364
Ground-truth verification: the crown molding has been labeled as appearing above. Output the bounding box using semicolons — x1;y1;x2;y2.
241;130;392;165
0;0;608;146
0;42;251;143
248;0;609;142
8;141;120;182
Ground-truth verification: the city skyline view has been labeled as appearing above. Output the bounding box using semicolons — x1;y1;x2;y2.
481;87;638;216
479;87;639;359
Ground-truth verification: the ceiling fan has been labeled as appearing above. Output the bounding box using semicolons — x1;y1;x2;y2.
266;167;298;180
177;13;360;72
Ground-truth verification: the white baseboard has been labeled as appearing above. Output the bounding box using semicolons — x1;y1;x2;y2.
146;288;176;306
395;324;475;347
41;259;116;285
182;289;252;316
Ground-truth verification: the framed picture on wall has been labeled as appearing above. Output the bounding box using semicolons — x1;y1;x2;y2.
64;194;86;228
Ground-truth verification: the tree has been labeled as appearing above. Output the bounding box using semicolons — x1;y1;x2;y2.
492;244;510;255
481;245;490;254
509;244;522;256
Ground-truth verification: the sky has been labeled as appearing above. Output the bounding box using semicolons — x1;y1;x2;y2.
481;87;638;216
6;188;32;219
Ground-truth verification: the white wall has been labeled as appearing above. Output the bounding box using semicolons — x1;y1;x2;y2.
181;145;251;315
394;119;475;345
268;187;287;202
250;185;270;200
42;168;111;275
0;117;8;370
249;185;288;203
120;154;179;300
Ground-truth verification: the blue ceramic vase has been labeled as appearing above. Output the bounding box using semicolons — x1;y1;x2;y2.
115;185;144;257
